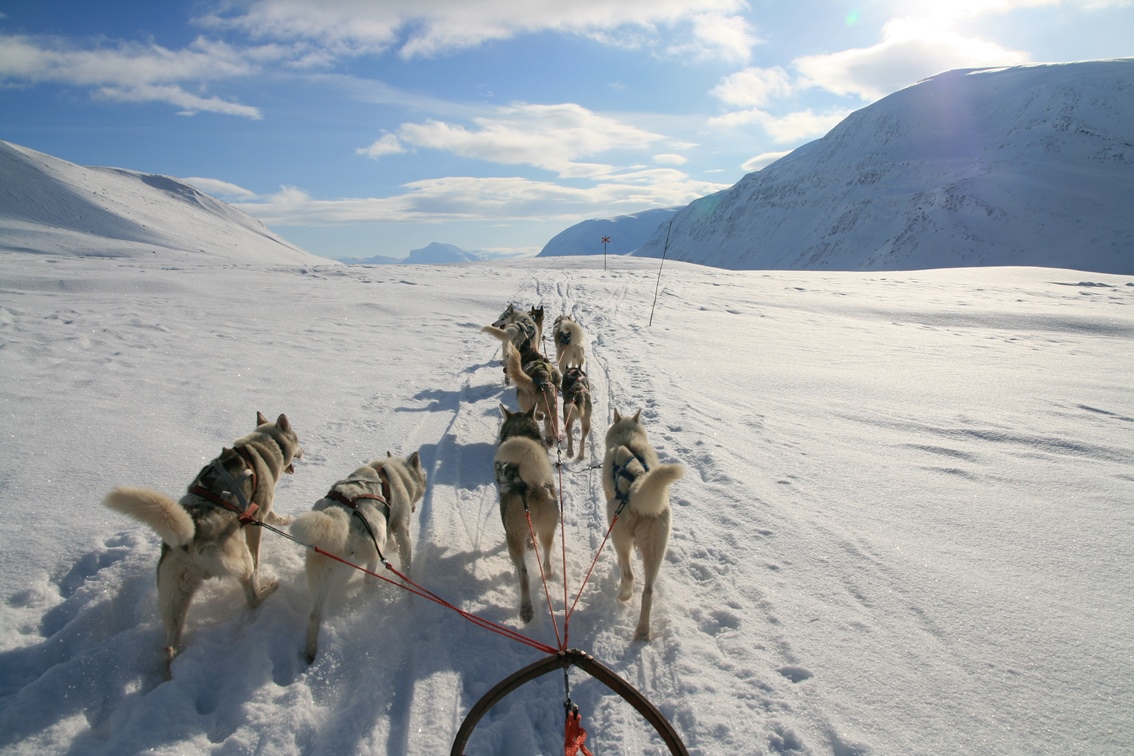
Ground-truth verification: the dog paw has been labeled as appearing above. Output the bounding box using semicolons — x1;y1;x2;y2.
520;603;534;623
633;626;652;642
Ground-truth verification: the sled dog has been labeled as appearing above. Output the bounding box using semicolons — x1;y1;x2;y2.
529;305;546;352
561;367;592;461
499;343;561;445
102;412;302;678
552;314;586;374
482;304;538;354
494;405;559;623
290;452;427;663
601;409;684;641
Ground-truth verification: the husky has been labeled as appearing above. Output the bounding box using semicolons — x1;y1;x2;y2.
601;409;684;641
528;305;546;352
561;366;592;461
494;405;559;623
552;314;586;374
290;452;427;663
102;412;302;678
482;304;538;354
500;342;561;445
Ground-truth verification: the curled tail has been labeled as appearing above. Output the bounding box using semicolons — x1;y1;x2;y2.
481;324;512;344
103;486;195;547
291;508;351;555
629;464;685;517
504;344;535;392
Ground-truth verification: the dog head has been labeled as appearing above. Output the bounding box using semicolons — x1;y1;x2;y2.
529;306;544;328
254;411;303;474
498;404;542;444
493;304;519;329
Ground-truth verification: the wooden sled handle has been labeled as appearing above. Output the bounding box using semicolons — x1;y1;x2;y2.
450;648;689;755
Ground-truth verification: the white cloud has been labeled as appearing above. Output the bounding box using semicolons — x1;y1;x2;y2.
711;66;792;108
794;18;1031;101
357;133;407;158
183;177;258;199
653;153;688;165
203;0;754;61
0;33;269;117
710;106;851;143
740;150;791;173
391;103;665;177
238;170;730;226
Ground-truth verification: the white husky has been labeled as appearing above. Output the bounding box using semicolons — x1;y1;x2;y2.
102;412;302;678
290;452;427;663
552;314;586;374
494;405;559;623
601;409;684;641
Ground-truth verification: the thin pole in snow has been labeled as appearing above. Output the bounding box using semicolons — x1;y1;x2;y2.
648;219;674;327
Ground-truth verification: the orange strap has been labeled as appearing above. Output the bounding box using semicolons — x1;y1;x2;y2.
565;708;594;756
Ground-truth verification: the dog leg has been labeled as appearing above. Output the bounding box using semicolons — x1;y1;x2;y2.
304;553;343;663
612;528;635;603
244;521;264;571
634;522;669;641
392;523;413;576
157;555;203;680
563;405;576;458
507;533;533;623
233;540;277;608
576;411;590;462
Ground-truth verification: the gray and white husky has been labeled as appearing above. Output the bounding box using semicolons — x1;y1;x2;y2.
601;409;684;641
290;452;427;663
482;303;539;353
494;405;559;623
552;314;586;374
102;412;303;678
561;366;592;461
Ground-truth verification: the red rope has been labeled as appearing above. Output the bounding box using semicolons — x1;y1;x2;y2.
309;543;558;655
523;509;564;650
565;707;594;756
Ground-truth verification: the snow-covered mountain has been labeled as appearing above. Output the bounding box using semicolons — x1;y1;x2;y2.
634;60;1134;274
538;207;679;257
404;241;486;264
0;140;330;266
339;242;487;265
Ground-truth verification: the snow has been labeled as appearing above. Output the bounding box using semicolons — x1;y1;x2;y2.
2;249;1131;754
634;60;1134;274
539;209;679;258
1;97;1133;753
0;141;330;267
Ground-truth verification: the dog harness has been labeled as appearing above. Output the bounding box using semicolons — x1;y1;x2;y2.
524;358;555;390
563;368;589;399
189;446;260;524
610;449;650;512
324;468;393;565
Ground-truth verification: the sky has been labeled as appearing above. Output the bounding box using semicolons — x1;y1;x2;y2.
2;1;1132;260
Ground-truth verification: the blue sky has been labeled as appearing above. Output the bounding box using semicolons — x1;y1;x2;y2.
2;1;1131;260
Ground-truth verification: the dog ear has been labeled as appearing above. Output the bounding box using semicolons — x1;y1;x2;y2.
613;409;622;423
277;414;291;432
632;409;642;423
256;411;269;426
387;450;393;457
499;403;511;418
408;451;421;470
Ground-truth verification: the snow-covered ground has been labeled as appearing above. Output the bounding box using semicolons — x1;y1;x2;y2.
1;251;1131;754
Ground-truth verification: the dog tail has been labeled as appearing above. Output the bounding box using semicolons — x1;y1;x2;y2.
481;324;512;343
291;509;351;556
629;464;685;517
103;486;195;547
504;344;535;392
